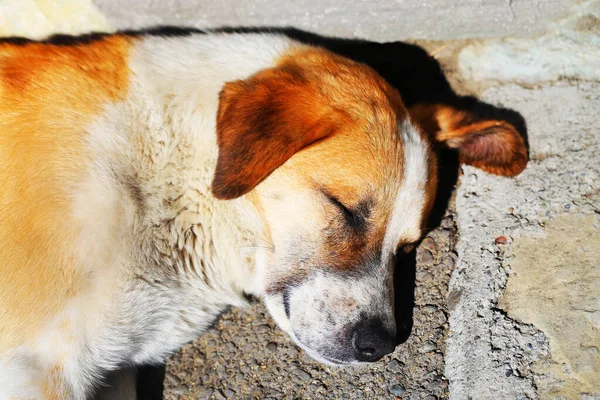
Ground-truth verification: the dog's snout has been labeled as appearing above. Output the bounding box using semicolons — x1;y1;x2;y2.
351;318;396;362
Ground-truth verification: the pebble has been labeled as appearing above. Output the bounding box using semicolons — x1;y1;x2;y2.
423;304;438;313
443;256;456;270
266;341;277;352
421;249;434;263
416;271;434;282
309;382;327;393
285;346;300;357
212;390;226;400
435;228;453;244
293;367;312;381
255;324;271;333
387;359;404;373
494;235;509;245
421;237;437;251
169;386;191;396
390;384;406;396
441;216;454;229
224;389;236;397
195;388;213;400
164;372;181;385
420;340;437;353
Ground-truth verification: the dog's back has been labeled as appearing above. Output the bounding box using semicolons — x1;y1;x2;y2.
0;34;134;398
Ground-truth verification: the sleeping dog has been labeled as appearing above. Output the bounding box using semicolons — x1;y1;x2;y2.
0;28;527;399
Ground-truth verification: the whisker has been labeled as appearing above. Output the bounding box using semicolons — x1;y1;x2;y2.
255;193;283;201
236;245;274;250
246;231;275;248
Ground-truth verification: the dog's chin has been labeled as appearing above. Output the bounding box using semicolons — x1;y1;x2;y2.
287;331;356;367
304;349;354;367
263;299;360;366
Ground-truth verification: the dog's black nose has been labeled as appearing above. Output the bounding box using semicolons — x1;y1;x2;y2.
351;318;396;362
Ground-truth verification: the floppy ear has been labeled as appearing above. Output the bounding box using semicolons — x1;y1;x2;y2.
212;68;341;200
409;103;528;177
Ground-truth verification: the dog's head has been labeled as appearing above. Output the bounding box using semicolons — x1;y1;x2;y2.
212;46;527;365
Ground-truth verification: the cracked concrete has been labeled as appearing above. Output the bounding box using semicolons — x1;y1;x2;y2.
93;0;576;41
448;79;600;399
500;214;600;399
458;1;600;84
446;2;600;397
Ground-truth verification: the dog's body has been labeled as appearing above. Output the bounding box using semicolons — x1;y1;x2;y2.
0;29;527;399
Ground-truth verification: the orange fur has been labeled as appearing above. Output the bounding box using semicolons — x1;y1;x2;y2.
213;47;406;200
409;103;528;176
0;36;133;351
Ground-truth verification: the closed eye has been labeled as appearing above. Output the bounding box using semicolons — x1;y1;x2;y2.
325;193;364;229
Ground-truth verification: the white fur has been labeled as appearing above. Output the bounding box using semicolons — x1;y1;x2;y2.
383;118;430;259
0;349;44;399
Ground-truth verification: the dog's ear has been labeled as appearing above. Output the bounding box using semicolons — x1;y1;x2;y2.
212;68;342;200
409;103;528;177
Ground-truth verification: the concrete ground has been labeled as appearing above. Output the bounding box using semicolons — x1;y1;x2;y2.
2;1;598;399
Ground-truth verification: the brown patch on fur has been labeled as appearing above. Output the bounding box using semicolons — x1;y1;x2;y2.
410;103;528;176
212;47;405;200
0;36;132;351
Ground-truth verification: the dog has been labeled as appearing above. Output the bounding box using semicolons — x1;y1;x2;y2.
0;27;528;399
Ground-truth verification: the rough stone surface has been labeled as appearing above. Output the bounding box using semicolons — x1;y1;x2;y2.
499;215;600;399
447;79;600;399
164;208;459;399
459;1;600;84
93;0;576;41
0;0;110;38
